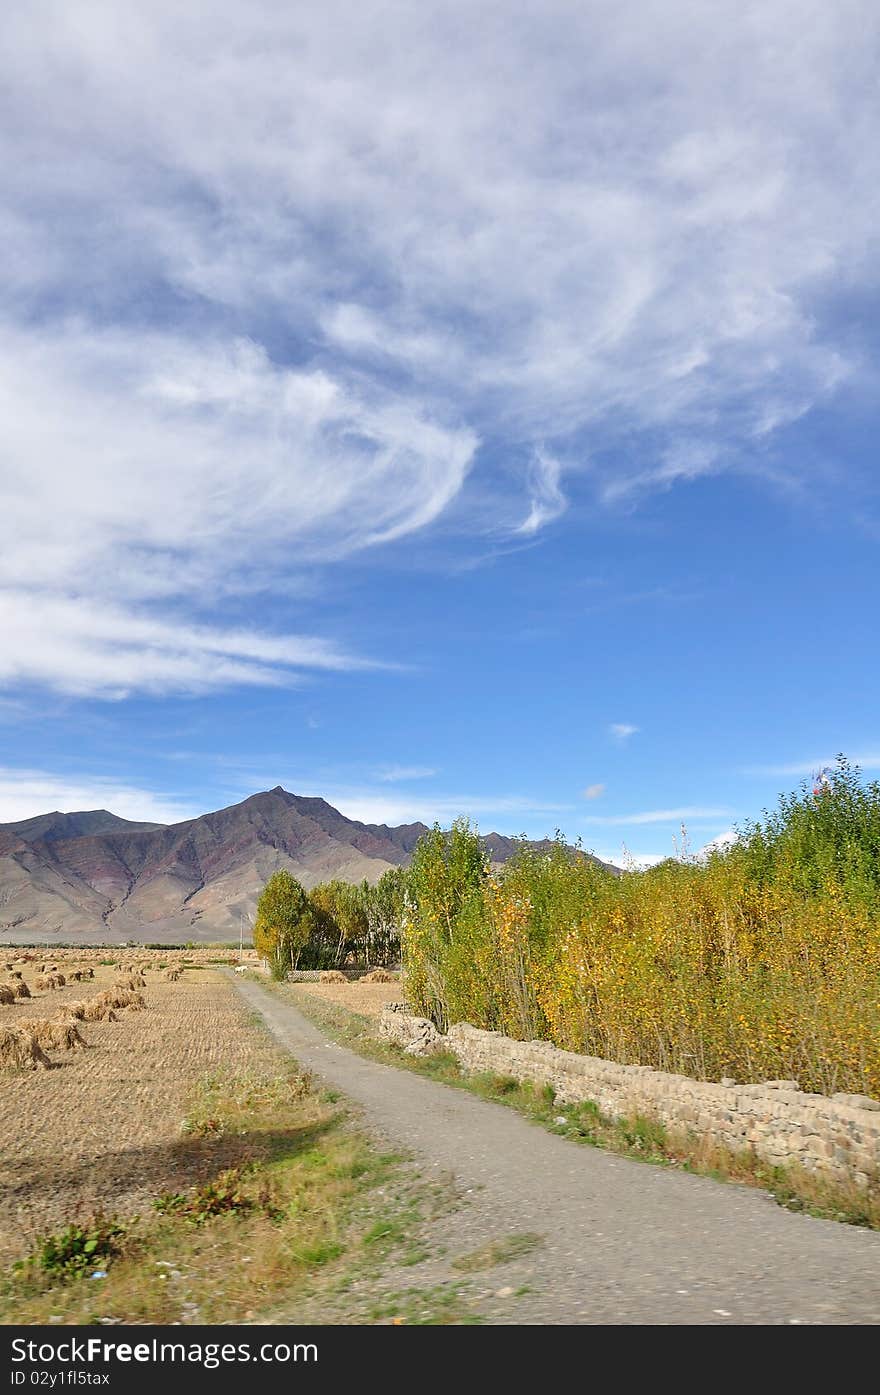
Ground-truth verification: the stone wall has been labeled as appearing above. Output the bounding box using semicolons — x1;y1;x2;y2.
379;1011;880;1187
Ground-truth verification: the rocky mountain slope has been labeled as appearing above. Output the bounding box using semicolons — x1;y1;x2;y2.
0;787;608;944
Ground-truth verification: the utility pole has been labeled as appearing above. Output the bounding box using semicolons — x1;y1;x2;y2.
239;912;244;963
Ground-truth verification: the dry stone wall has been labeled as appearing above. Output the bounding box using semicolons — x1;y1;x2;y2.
379;1011;880;1187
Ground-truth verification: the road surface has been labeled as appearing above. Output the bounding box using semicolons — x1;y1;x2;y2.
232;974;880;1325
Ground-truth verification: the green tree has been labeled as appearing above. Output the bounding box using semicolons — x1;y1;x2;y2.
368;867;408;964
253;870;310;978
404;820;487;1027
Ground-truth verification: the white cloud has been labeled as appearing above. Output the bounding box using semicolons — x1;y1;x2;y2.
377;765;438;783
583;783;606;799
583;806;733;826
0;322;473;695
697;829;739;857
0;768;197;825
1;3;878;695
0;592;385;698
609;723;640;741
516;449;567;535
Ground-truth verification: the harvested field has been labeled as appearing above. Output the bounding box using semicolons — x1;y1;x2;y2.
294;978;404;1018
0;963;280;1266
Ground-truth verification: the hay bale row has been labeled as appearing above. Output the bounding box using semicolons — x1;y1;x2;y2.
64;987;143;1019
0;1025;52;1070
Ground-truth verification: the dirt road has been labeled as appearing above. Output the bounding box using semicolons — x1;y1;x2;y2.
232;974;880;1325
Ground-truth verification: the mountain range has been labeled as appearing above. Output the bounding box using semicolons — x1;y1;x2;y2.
0;787;605;944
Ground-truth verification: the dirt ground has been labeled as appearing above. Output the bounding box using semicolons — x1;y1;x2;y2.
0;958;279;1264
294;979;404;1018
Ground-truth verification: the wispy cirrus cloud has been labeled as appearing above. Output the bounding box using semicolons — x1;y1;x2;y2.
583;783;606;799
377;765;438;783
2;2;878;699
516;449;567;535
0;592;387;698
0;323;472;695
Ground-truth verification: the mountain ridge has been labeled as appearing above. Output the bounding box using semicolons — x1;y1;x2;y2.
0;787;609;944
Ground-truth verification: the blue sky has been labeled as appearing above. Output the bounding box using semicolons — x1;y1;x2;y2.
1;2;878;864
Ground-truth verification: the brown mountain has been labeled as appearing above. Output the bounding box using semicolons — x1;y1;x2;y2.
0;787;608;945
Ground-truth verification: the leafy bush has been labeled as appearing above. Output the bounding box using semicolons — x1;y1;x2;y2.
31;1216;126;1279
154;1169;254;1224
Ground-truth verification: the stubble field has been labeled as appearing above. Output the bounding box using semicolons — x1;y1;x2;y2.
0;954;277;1266
294;979;403;1018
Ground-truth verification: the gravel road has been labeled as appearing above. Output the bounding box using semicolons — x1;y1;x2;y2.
232;974;880;1325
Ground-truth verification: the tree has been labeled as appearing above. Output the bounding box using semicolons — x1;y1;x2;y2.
404;820;487;1026
368;867;408;964
253;870;310;978
308;879;370;965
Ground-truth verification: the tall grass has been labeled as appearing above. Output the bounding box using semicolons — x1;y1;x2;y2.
402;759;880;1097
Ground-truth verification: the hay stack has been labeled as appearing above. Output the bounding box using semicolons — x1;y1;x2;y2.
0;984;16;1005
163;968;182;982
80;998;118;1023
31;1016;87;1052
0;1025;52;1070
360;967;396;983
319;969;347;983
10;979;31;999
98;987;145;1012
35;972;65;991
114;973;146;990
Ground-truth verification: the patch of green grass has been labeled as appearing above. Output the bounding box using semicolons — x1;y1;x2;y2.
452;1232;544;1273
366;1282;482;1325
